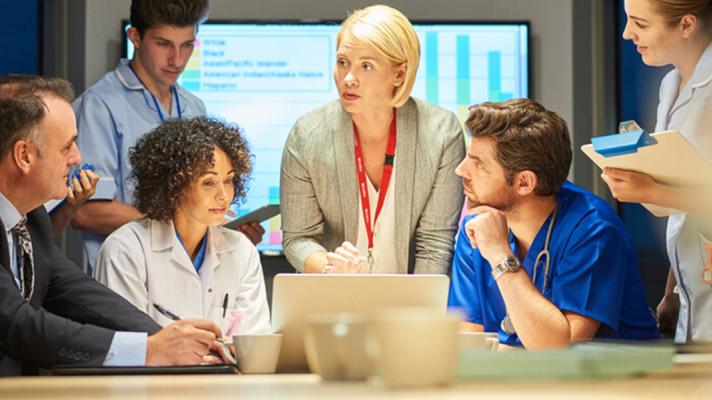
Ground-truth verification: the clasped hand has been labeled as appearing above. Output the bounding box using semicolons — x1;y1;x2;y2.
325;241;367;273
465;206;512;265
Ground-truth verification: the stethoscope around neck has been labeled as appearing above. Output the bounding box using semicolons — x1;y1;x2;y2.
500;205;559;336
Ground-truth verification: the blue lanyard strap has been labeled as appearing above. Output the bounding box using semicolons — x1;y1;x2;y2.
128;62;182;121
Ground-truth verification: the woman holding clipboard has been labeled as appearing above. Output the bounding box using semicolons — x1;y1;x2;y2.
603;0;712;342
280;5;465;275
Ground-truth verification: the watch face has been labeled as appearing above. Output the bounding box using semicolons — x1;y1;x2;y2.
504;256;520;269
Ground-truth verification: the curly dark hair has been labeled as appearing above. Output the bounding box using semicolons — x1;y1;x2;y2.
129;116;252;221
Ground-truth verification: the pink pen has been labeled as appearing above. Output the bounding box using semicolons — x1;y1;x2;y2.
227;310;242;336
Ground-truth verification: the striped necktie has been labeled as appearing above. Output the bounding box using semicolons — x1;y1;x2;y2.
11;219;34;301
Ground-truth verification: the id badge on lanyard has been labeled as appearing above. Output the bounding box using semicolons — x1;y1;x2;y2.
354;111;397;272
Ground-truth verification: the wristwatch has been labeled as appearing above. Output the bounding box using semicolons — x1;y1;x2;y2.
491;254;521;281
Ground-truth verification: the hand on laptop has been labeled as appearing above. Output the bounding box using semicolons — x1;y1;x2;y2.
325;241;367;273
146;319;222;366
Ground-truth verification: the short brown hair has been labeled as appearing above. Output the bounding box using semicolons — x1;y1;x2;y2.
130;0;209;36
129;117;252;221
466;98;572;196
0;75;75;159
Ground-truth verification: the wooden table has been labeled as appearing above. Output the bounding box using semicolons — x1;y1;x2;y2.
1;362;711;400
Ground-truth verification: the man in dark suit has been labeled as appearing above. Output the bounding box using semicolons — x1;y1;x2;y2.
0;76;224;376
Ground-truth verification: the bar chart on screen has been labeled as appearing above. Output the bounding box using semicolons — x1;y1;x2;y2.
125;22;529;251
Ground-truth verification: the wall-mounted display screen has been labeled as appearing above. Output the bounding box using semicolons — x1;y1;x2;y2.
124;21;530;252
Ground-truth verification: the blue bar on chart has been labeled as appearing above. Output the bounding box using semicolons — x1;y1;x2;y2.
488;51;513;102
425;32;439;104
488;51;501;101
456;35;470;120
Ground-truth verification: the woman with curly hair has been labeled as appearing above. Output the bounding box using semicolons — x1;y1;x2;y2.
93;117;270;335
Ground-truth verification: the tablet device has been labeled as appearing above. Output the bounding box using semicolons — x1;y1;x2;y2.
224;204;280;229
50;364;238;375
271;273;450;372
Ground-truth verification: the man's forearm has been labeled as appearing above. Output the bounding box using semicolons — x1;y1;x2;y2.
496;270;571;349
72;200;143;235
50;203;80;235
663;267;677;297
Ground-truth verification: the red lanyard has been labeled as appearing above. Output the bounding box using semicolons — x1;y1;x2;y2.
353;112;397;262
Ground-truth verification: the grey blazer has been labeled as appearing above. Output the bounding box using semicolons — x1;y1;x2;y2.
280;97;465;274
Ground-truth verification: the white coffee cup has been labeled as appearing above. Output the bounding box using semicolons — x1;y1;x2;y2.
458;332;499;351
372;307;460;387
232;333;283;374
304;313;372;381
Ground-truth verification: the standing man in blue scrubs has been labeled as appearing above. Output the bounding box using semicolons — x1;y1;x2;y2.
72;0;262;268
448;99;658;349
72;0;209;268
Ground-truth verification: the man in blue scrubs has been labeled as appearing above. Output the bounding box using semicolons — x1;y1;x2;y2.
448;99;658;349
72;0;262;267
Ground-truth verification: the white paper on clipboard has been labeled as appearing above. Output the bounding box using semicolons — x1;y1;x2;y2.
581;130;712;217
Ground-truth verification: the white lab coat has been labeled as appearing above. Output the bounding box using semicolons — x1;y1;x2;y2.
656;41;712;343
93;218;271;335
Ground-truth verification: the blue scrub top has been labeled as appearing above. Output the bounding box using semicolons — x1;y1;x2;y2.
175;229;209;272
448;181;659;346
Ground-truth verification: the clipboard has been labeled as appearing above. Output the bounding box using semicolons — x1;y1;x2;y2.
581;129;712;217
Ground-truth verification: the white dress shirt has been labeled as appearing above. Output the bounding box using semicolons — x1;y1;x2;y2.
355;161;399;274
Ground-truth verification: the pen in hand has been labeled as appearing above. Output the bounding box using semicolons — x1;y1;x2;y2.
152;303;237;365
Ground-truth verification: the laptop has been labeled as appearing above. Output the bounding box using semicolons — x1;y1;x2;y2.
270;273;450;372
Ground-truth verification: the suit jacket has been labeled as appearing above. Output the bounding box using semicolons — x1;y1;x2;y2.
0;206;161;376
280;97;465;274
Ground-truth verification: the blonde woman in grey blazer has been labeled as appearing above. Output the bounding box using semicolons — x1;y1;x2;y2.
280;5;465;275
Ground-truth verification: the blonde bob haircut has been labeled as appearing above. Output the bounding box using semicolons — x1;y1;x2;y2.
337;4;420;108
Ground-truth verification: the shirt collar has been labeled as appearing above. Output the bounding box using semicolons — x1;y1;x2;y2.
150;219;236;254
690;40;712;89
114;59;188;116
114;59;144;91
0;192;23;234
